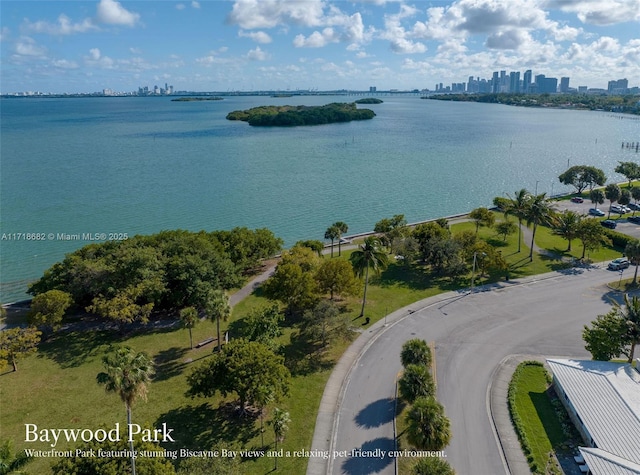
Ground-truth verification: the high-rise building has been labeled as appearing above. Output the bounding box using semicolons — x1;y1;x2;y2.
608;78;628;94
509;71;521;93
492;71;499;93
523;70;532;93
560;77;570;93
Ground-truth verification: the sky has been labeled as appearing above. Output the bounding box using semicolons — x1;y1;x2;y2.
1;0;639;94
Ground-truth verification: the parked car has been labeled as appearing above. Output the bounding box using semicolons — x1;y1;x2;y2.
601;219;617;229
608;258;630;270
589;208;605;216
611;205;625;214
629;203;640;211
570;197;584;203
628;216;640;224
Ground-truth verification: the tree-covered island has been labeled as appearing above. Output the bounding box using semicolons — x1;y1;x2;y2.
354;98;383;104
171;97;223;102
226;102;375;126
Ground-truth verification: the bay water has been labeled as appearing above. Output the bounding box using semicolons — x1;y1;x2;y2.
1;95;637;302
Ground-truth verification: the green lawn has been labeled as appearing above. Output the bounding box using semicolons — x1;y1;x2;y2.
510;363;565;475
2;216;624;474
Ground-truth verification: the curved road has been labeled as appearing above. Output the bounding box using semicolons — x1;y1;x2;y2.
329;264;623;475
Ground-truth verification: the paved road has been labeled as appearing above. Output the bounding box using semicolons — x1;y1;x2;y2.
329;264;622;475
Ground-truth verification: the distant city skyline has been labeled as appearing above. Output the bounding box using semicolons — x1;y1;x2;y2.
1;0;639;94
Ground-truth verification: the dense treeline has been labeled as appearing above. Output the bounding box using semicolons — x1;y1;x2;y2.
226;102;376;126
28;228;283;319
427;93;640;115
354;98;383;104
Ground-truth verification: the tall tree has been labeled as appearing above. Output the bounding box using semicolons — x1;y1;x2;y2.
495;219;517;242
615;161;640;188
350;237;389;318
205;289;231;352
324;225;340;258
504;189;530;253
314;258;360;300
0;326;41;372
301;299;352;347
468;207;495;235
270;408;290;470
333;221;349;256
187;339;290;415
558;165;606;193
0;439;32;475
625;239;640;284
631;187;640;215
179;307;199;350
524;193;555;261
590;189;605;210
28;289;72;335
374;215;408;252
242;304;284;351
604;183;621;219
405;396;452;451
619;188;632;210
575;218;606;259
96;346;155;475
551;210;581;252
583;294;640;362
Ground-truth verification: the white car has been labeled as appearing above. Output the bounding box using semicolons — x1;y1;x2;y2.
608;258;630;270
588;208;605;216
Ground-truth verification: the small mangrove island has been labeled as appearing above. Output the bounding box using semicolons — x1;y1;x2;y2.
171;96;223;102
355;98;384;104
226;102;376;126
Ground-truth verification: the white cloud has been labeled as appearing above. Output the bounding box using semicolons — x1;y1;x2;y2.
485;29;530;50
544;0;640;25
96;0;140;27
239;30;273;43
89;48;101;60
15;37;47;56
380;5;427;54
246;46;270;60
191;1;201;9
227;0;326;29
52;59;78;69
176;4;186;10
22;14;98;36
0;27;10;42
293;28;339;48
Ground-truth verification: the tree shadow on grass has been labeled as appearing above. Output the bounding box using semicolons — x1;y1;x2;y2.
354;398;395;429
37;329;123;368
530;388;569;449
377;263;460;293
157;402;259;451
153;346;189;382
486;237;510;248
282;331;334;377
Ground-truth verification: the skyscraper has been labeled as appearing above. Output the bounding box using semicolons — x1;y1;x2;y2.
560;77;570;93
523;70;532;93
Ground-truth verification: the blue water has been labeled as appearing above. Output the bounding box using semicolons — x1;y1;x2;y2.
1;95;638;302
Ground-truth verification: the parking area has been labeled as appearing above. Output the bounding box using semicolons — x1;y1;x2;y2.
554;199;640;240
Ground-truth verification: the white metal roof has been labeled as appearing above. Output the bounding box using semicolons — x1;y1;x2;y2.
546;359;640;468
580;448;640;475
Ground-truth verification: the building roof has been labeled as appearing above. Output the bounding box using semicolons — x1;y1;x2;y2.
580;448;640;475
547;359;640;470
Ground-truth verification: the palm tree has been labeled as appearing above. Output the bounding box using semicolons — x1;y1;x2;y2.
505;189;530;253
0;439;31;475
405;396;451;450
179;307;199;349
615;294;640;362
552;210;581;252
605;183;621;219
96;346;155;475
525;193;555;262
270;408;290;470
206;289;231;352
350;236;389;318
324;225;339;258
625;239;640;285
631;187;640;215
590;188;605;210
333;221;349;256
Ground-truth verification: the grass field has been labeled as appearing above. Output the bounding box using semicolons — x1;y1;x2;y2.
1;218;625;473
